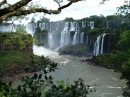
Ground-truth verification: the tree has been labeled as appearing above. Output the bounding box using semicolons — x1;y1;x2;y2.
0;0;83;23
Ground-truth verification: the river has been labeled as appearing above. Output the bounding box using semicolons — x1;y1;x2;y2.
32;45;126;97
13;45;126;97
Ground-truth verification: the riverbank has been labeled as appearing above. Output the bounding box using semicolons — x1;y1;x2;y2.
81;54;121;73
0;50;40;82
57;44;121;72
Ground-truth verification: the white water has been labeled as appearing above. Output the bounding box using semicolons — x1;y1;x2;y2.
39;23;45;30
80;32;84;43
72;31;79;44
93;35;102;56
0;24;16;32
90;21;94;29
70;22;75;31
48;33;54;49
33;45;58;57
60;22;71;47
101;33;106;54
26;23;36;36
82;21;86;28
93;33;107;56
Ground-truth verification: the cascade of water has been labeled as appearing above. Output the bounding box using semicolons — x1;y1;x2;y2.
75;22;79;31
49;22;52;32
90;21;94;29
0;24;16;32
80;32;84;43
70;22;75;31
45;23;48;31
101;33;106;54
82;22;85;28
39;23;45;30
60;22;71;47
26;23;36;36
72;22;80;44
93;33;107;56
48;33;54;49
72;31;79;44
93;35;102;56
55;22;58;31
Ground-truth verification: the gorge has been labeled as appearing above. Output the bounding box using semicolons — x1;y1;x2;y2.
0;16;128;97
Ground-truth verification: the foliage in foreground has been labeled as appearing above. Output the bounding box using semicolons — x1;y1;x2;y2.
0;56;95;97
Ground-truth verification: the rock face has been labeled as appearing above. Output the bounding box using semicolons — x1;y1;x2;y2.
57;43;93;57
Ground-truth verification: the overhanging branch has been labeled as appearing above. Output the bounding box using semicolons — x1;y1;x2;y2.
0;0;83;22
0;0;32;17
0;0;7;7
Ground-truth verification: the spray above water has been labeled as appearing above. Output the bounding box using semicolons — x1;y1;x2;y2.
33;45;58;57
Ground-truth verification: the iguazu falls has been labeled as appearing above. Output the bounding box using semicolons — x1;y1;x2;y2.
0;0;130;97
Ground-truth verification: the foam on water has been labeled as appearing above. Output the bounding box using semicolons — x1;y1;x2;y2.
33;45;58;57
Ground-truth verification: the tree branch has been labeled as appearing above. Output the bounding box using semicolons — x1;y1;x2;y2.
0;0;32;17
0;0;7;7
0;0;82;22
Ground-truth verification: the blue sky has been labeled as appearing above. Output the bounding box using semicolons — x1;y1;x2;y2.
0;0;125;22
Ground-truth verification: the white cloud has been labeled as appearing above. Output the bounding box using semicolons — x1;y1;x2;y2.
42;0;125;21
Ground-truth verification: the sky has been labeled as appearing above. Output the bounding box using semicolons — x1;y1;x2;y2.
42;0;124;21
0;0;125;22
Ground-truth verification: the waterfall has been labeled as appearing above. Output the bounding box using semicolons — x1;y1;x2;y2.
75;22;79;31
60;22;71;47
70;22;75;31
80;32;84;43
48;33;53;49
72;31;79;44
55;22;58;31
93;33;107;56
49;22;52;32
60;31;71;47
90;21;94;29
93;35;102;56
82;22;85;28
0;23;16;32
26;23;36;36
39;23;45;30
101;33;106;54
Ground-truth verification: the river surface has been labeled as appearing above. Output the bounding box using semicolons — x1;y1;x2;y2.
14;45;126;97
